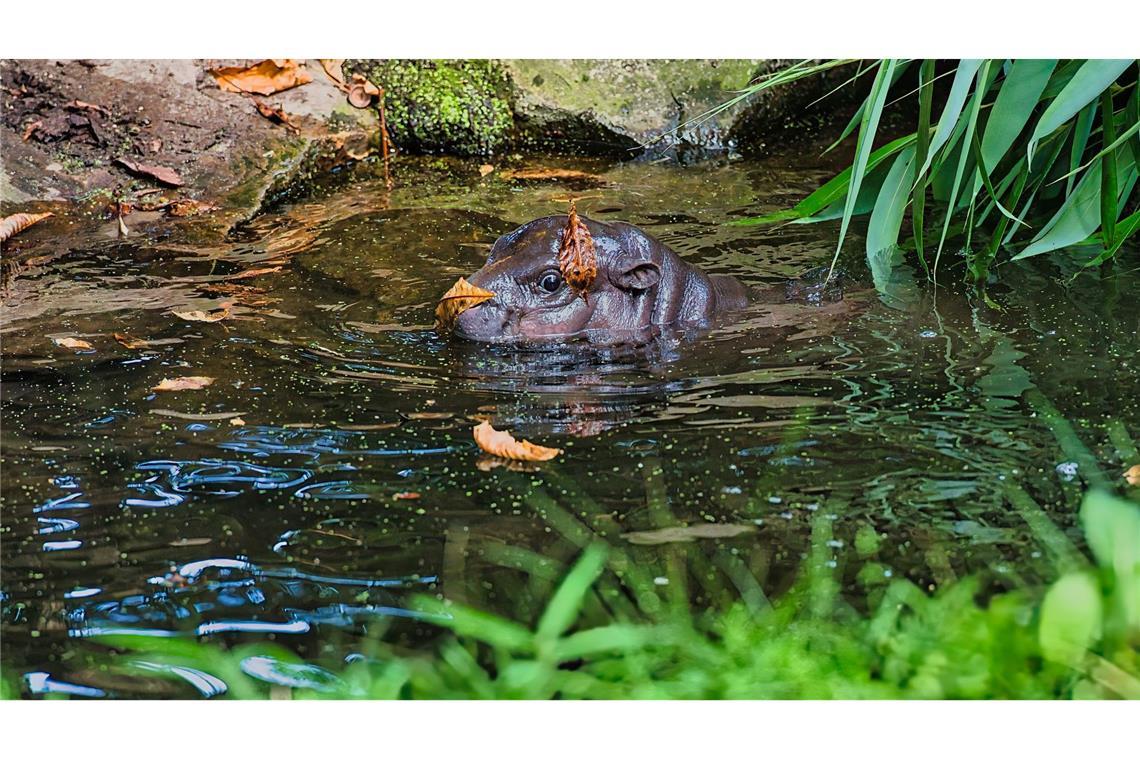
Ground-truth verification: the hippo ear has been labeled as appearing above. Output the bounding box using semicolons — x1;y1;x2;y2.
614;261;661;292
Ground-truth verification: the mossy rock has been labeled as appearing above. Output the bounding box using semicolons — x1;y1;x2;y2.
347;60;514;157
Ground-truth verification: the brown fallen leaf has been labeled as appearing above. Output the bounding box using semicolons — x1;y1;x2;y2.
229;417;246;427
1;212;53;244
52;337;93;350
435;277;495;330
558;199;597;301
479;164;495;177
115;158;184;187
209;59;313;96
253;100;300;132
1125;464;1140;487
319;59;347;90
22;119;42;141
66;99;111;117
113;332;149;349
622;523;758;546
172;302;232;323
153;376;215;391
392;491;421;501
472;421;562;462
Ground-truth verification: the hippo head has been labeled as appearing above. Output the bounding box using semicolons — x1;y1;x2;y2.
455;215;746;344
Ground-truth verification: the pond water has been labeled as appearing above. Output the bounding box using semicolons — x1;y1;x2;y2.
2;150;1138;697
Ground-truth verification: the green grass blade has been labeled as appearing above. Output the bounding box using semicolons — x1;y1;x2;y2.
827;58;897;279
822;61;912;155
1080;208;1140;269
1052;118;1140;185
1013;154;1138;260
866;146;916;257
966;59;1057;205
412;596;535;652
733;133;917;226
971;128;1027;229
1066;102;1097;197
1100;90;1120;248
913;59;936;273
1028;59;1132;166
536;542;608;642
913;60;983;189
934;60;991;279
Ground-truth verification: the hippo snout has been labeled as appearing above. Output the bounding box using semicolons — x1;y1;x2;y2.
455;300;510;341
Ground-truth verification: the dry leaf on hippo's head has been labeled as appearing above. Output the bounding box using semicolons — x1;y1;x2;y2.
209;59;312;96
557;199;597;301
153;376;214;392
472;421;562;462
435;277;495;330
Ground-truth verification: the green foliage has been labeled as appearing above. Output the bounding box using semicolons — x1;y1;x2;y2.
87;491;1139;700
732;59;1140;295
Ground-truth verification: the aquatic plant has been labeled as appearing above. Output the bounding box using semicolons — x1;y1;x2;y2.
722;60;1139;295
88;489;1138;699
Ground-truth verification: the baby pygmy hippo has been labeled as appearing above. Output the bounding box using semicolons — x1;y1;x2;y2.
454;214;749;343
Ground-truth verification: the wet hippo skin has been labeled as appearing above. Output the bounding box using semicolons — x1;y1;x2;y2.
455;215;749;344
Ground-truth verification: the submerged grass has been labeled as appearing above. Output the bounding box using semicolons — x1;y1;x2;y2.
730;59;1140;295
9;487;1131;700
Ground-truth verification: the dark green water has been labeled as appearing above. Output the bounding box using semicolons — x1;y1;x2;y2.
2;153;1138;697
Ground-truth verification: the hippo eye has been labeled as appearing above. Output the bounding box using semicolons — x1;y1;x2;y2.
539;272;563;293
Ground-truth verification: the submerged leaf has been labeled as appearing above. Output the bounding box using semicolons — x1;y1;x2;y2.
153;376;215;392
1;212;53;244
209;59;313;96
113;333;149;349
172;303;232;323
435;277;494;329
472;421;562;462
558;200;598;300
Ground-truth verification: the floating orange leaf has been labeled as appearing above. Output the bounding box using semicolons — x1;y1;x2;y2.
113;332;149;349
479;164;495;177
1125;464;1140;487
229;417;246;427
435;277;495;329
557;199;597;301
472;421;562;462
1;212;53;244
209;59;312;96
153;376;214;391
52;337;93;350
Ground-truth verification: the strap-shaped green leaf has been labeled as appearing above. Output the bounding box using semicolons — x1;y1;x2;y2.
826;59;897;279
1028;59;1132;166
